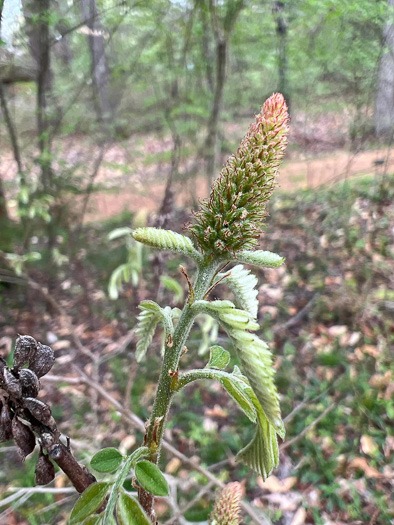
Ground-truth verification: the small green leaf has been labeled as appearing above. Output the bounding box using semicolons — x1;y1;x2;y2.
134;460;169;496
131;227;201;260
116;492;151;525
129;446;150;465
69;482;111;524
108;227;133;241
235;250;285;268
91;448;123;473
207;346;230;369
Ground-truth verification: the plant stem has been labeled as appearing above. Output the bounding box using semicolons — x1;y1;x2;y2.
138;258;219;520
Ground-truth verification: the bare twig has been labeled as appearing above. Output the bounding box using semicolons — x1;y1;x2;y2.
280;402;337;452
164;481;215;525
274;294;319;335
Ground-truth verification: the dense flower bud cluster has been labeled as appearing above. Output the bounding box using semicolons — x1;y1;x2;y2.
187;93;289;255
210;482;243;525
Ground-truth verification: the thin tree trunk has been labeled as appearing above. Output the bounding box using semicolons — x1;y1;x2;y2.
205;38;227;187
273;0;290;111
203;0;244;187
23;0;57;287
79;0;113;125
375;0;394;136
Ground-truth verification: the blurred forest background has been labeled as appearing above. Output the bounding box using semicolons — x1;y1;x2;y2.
0;0;393;524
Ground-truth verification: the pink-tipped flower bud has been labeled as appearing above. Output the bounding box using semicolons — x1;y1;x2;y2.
187;93;289;255
210;482;243;525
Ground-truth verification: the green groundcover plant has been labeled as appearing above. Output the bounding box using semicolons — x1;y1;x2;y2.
0;93;290;524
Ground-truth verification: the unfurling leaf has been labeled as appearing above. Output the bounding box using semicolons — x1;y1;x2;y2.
235;250;285;268
134;460;169;496
91;448;123;473
193;300;259;332
232;366;280;480
135;303;162;363
69;482;112;524
193;298;284;477
131;227;200;259
230;331;284;438
218;264;259;318
116;492;151;525
206;346;230;370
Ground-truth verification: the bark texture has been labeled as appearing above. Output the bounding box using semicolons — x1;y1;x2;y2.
375;0;394;136
80;0;113;124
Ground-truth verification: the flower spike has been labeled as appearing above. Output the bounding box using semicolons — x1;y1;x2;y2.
187;93;289;256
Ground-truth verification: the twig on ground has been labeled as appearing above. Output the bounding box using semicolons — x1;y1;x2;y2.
164;480;215;525
274;294;319;334
280;402;337;452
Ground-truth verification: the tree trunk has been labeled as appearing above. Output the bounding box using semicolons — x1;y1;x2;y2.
273;0;290;112
79;0;113;125
22;0;57;288
23;0;53;191
375;0;394;136
205;38;227;187
203;0;244;187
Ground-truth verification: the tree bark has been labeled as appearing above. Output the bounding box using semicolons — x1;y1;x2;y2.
375;0;394;136
205;37;227;187
203;0;244;187
273;0;290;112
79;0;113;125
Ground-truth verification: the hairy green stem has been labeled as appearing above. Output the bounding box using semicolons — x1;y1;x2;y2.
146;259;219;450
104;447;150;522
139;258;220;518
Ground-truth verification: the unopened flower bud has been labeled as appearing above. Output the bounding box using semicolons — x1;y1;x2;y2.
210;482;243;525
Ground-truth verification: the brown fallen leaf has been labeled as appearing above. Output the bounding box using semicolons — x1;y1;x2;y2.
165;457;181;474
349;457;383;478
257;475;297;493
205;404;228;418
360;435;379;456
290;507;307;525
369;371;392;388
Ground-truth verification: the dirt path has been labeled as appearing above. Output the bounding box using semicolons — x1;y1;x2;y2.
2;130;392;222
86;147;393;222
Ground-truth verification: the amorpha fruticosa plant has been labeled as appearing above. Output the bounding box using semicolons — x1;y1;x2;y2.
0;93;289;524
